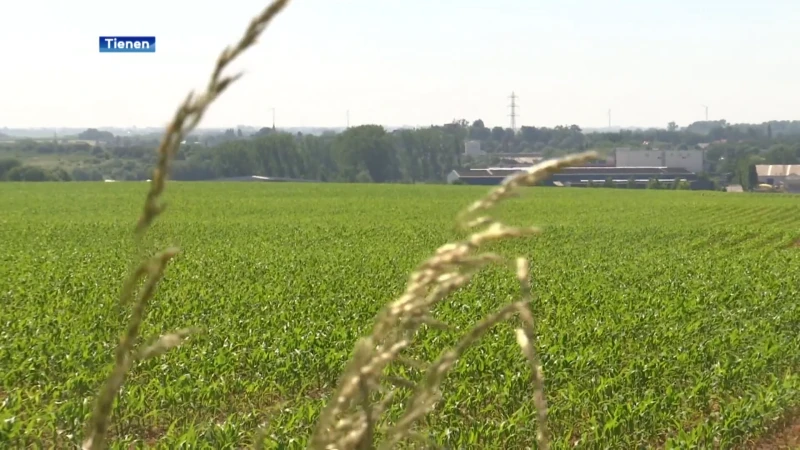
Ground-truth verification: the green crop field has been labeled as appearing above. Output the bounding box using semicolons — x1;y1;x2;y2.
2;183;800;448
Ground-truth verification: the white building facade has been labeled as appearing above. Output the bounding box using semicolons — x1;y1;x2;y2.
464;140;484;156
614;148;704;173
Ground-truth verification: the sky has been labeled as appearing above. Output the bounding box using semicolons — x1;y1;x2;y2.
1;0;798;129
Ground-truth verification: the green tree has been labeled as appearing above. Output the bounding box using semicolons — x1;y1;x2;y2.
490;126;505;141
468;120;490;141
50;168;72;181
0;158;22;180
764;145;799;164
333;125;395;183
77;128;114;141
355;170;372;183
5;165;52;181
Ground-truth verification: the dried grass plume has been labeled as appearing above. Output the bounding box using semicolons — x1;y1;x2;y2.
82;1;292;449
309;151;598;450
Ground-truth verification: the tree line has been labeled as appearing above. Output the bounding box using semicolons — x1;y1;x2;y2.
1;119;800;184
0;125;466;183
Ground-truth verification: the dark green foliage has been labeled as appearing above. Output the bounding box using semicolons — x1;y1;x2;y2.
647;178;662;189
6;117;800;184
0;158;22;180
4;164;72;181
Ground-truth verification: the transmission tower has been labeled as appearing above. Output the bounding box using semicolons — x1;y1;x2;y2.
508;92;518;132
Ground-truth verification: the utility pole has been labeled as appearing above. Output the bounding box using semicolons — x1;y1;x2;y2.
508;92;518;132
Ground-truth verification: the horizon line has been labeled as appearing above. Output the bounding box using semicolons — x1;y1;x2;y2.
1;123;722;131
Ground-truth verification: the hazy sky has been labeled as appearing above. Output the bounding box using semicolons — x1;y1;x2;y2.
2;0;798;129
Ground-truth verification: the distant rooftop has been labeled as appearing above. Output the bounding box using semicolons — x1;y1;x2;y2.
453;166;694;178
212;175;313;182
755;165;800;177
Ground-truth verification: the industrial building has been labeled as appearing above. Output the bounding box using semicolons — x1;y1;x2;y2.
464;140;484;156
756;165;800;193
446;166;697;187
614;148;706;173
451;144;706;187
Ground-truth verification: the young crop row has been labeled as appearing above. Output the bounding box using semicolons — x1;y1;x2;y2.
1;183;800;448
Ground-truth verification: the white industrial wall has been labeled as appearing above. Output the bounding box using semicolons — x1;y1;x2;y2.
464;140;483;156
614;149;664;167
664;150;704;173
615;149;704;171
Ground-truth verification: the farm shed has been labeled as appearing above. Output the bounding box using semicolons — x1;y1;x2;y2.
756;165;800;192
446;166;697;187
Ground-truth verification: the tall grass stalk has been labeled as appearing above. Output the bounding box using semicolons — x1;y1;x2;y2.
307;152;596;450
82;1;291;449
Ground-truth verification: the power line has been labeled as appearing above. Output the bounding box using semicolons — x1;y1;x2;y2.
508;92;518;132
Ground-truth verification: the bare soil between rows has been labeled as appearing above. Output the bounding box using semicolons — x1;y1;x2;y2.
749;410;800;449
752;423;800;449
